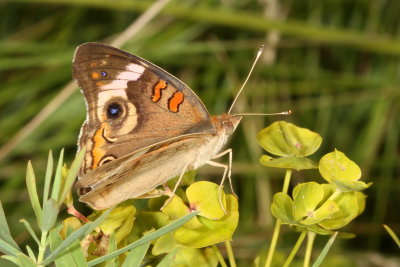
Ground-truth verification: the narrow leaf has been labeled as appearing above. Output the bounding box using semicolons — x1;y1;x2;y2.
16;253;36;267
43;150;54;207
19;219;40;246
383;225;400;248
49;229;87;267
0;239;21;256
311;232;338;267
42;198;59;232
26;161;43;228
121;241;150;267
156;248;180;267
58;148;86;206
25;245;36;262
42;207;114;265
0;200;20;251
88;211;200;267
51;149;64;201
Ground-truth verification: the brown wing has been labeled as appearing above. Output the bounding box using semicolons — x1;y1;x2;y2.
76;133;212;210
73;43;213;175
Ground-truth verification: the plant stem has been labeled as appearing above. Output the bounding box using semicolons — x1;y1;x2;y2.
304;231;316;267
264;169;292;267
225;240;237;267
212;245;228;267
37;230;48;266
283;230;307;267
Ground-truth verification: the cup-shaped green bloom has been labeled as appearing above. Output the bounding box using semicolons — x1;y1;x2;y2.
257;121;321;170
271;182;366;234
319;149;372;192
162;181;239;248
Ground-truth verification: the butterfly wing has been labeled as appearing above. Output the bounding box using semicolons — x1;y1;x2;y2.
73;43;213;175
76;132;213;210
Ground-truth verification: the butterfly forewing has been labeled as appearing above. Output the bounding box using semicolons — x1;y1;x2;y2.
73;43;213;175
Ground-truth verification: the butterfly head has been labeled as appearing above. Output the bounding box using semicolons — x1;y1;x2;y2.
214;114;242;136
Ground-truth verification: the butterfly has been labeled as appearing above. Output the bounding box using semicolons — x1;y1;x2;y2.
73;42;245;210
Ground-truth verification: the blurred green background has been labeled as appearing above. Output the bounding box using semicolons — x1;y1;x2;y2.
1;0;399;266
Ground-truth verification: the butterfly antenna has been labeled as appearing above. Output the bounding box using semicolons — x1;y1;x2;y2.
228;45;265;114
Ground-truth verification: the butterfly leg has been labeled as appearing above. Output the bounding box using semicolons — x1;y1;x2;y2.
208;148;237;198
160;164;189;210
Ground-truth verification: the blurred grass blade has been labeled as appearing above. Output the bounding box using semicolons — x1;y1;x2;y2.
51;149;64;201
88;211;199;266
49;229;88;267
0;239;21;256
383;225;400;248
42;198;59;232
26;161;43;229
19;219;40;246
42;207;114;265
311;232;338;267
156;248;180;267
0;200;20;251
43;150;54;206
58;147;85;206
121;241;150;267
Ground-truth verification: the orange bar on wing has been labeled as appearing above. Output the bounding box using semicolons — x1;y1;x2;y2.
152;80;167;102
168;91;184;112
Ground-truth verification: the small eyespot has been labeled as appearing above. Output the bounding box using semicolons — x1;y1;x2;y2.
101;71;107;77
107;102;123;119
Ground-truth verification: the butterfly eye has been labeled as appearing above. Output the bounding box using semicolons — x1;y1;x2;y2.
107;102;123;119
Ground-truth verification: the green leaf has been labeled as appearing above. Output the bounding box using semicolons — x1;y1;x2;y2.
26;161;43;229
25;245;36;262
42;198;59;232
51;149;64;201
58;148;86;206
186;181;226;220
319;149;371;192
259;155;318;170
311;232;338;267
270;192;296;224
0;200;20;251
173;246;217;267
43;207;114;265
0;239;21;256
16;253;36;267
43;150;54;207
156;247;180;267
87;211;199;267
174;195;238;248
49;229;88;267
121;241;150;267
19;219;40;246
257;121;322;157
105;233;119;267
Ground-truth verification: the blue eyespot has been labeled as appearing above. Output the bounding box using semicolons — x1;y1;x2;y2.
107;102;122;119
101;71;107;77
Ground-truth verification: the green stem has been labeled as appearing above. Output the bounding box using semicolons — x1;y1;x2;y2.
304;231;316;267
37;230;48;266
212;245;228;267
283;230;307;267
225;240;237;267
264;169;292;267
327;188;341;201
